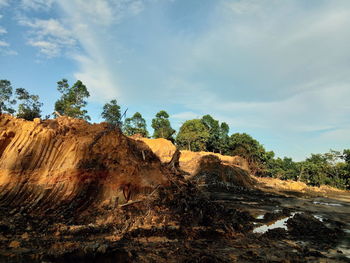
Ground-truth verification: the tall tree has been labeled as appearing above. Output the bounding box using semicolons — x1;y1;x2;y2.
176;119;209;151
218;122;230;154
228;133;272;175
54;79;90;120
151;110;175;141
201;114;220;152
15;88;43;120
0;79;16;114
123;112;149;137
101;99;122;127
200;115;230;154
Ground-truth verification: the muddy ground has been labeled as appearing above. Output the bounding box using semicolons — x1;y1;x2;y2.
0;181;349;263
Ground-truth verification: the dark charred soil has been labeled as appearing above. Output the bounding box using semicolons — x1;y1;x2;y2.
0;182;349;263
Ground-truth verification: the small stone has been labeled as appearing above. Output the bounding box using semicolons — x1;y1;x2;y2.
33;118;41;124
21;233;29;240
9;240;20;248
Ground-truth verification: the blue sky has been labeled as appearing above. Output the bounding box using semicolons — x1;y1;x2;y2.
1;0;350;160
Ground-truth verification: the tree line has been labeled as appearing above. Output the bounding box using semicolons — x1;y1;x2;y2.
1;78;349;190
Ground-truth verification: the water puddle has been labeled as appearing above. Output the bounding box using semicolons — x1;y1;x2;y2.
256;214;264;220
253;212;299;233
312;201;342;207
313;215;324;222
337;245;350;259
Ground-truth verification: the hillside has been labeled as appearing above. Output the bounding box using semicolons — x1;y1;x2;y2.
0;115;349;262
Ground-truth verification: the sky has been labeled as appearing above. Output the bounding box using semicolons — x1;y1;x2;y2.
1;0;350;160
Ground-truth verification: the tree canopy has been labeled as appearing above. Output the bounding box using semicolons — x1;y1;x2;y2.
101;99;122;127
123;112;149;137
228;133;273;175
54;79;90;120
2;76;350;190
176;119;210;151
151;110;175;141
0;80;16;114
15;88;43;120
200;115;230;154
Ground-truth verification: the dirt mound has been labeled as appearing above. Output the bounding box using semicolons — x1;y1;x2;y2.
137;138;177;163
255;176;349;199
0;117;349;262
189;155;255;188
179;150;249;174
138;139;253;188
0;114;170;214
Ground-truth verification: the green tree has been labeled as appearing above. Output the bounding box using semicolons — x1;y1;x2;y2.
219;122;230;155
15;88;43;120
228;133;272;175
176;119;210;151
101;99;121;127
201;114;220;152
151;110;175;141
299;151;349;189
267;157;300;180
54;79;90;120
0;79;16;114
123;112;149;137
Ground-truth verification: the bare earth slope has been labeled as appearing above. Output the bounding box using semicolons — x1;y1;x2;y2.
0;116;349;263
0;114;170;213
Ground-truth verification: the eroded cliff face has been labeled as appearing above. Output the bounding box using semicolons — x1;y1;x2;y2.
0;115;348;263
0;114;170;214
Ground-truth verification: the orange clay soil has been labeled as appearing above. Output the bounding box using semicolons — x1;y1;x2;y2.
254;176;350;202
137;138;254;188
0;117;349;262
0;114;171;212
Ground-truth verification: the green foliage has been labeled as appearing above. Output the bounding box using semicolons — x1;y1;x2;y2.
15;88;43;120
101;99;121;127
267;157;300;181
201;114;220;152
219;122;230;154
228;133;273;175
266;150;350;190
151;110;175;141
200;115;230;154
123;112;149;137
298;151;349;189
54;79;91;121
0;79;16;114
176;119;209;151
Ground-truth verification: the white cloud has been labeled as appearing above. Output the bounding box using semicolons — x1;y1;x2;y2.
171;111;200;120
0;39;17;55
0;0;9;8
0;40;8;46
20;0;54;11
129;0;144;15
52;0;147;101
73;54;118;101
19;17;77;57
0;26;6;34
27;40;59;57
13;0;349;158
